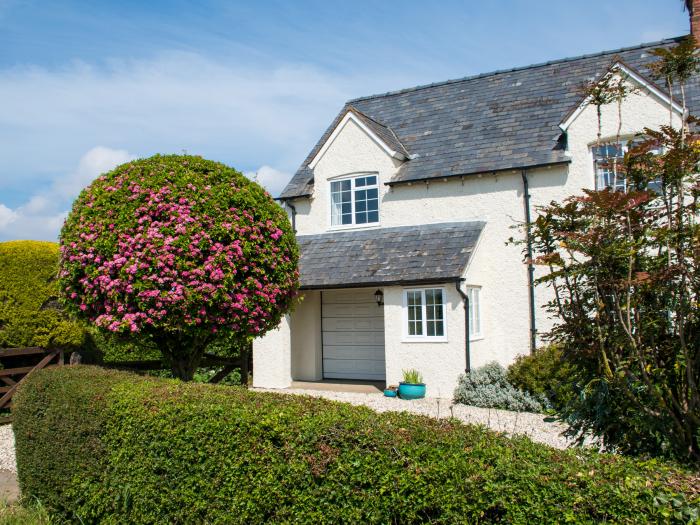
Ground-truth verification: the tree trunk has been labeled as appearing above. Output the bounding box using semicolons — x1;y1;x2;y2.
239;341;252;387
159;337;206;381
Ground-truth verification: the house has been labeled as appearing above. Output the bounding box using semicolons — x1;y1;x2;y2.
253;17;700;397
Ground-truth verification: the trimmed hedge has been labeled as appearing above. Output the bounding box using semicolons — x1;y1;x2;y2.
13;367;700;524
0;241;87;349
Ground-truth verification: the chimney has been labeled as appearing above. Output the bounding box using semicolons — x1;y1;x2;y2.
691;0;700;42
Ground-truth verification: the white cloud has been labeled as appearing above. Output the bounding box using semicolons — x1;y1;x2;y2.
54;146;133;198
0;146;134;241
0;204;17;229
0;50;425;242
244;165;292;197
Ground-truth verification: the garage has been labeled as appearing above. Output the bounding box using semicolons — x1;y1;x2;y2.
321;289;385;380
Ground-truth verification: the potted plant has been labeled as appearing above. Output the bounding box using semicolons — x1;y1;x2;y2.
383;385;398;398
398;369;426;400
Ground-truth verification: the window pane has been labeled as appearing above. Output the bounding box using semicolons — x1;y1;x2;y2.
341;179;351;191
367;211;379;223
367;188;378;199
355;177;366;187
468;288;480;336
407;291;423;336
426;289;444;337
365;175;377;186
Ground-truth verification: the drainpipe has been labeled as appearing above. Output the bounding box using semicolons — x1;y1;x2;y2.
521;170;537;354
280;199;297;233
455;280;471;373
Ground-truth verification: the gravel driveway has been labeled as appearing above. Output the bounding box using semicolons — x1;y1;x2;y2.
256;388;576;450
0;425;15;474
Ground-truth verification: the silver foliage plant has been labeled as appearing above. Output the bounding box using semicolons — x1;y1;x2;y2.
453;362;549;413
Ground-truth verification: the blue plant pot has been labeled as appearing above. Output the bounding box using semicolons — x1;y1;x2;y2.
398;382;426;400
383;389;397;398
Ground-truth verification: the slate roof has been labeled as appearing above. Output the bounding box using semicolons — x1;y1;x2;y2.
281;36;700;199
297;221;485;289
347;106;409;158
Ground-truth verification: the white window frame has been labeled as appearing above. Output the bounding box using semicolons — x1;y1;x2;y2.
591;138;663;193
466;286;483;340
402;287;448;342
328;173;380;230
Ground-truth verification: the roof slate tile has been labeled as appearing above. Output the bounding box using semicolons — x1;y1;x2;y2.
281;37;697;198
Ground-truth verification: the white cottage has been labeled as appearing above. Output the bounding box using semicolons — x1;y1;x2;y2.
253;35;692;397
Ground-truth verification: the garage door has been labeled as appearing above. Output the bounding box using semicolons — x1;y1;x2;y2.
322;289;385;380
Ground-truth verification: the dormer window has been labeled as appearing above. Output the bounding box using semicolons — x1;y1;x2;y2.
330;174;379;227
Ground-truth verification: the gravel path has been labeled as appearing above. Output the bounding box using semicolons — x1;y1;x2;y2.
0;425;16;474
256;388;576;450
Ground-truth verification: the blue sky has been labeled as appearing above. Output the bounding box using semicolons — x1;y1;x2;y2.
0;0;690;241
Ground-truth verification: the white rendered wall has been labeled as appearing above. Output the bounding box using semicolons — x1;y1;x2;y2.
383;284;467;398
290;291;323;381
252;314;292;389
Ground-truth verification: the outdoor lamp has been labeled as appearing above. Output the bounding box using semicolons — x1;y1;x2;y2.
374;289;384;306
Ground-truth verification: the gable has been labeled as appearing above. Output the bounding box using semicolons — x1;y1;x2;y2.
559;61;684;132
308;109;408;170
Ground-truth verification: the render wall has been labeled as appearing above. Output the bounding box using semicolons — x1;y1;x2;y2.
383;284;467;398
290;291;323;381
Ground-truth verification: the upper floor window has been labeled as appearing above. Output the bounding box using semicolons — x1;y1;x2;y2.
593;143;626;192
330;174;379;227
592;140;662;193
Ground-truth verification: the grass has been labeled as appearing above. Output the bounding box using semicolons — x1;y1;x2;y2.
0;499;52;525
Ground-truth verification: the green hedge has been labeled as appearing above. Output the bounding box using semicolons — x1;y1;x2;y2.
13;367;700;524
0;241;87;350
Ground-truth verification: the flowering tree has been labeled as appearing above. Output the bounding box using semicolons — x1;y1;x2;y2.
59;154;299;380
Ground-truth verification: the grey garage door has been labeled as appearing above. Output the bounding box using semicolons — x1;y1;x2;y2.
322;289;386;380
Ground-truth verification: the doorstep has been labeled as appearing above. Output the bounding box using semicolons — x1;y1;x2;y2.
289;379;384;394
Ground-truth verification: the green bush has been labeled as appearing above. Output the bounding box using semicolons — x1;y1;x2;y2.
0;241;87;350
454;362;548;412
13;367;700;524
506;345;576;411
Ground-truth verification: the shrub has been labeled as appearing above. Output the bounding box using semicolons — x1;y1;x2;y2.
454;362;548;412
506;345;576;411
14;367;699;524
59;154;299;379
0;241;87;350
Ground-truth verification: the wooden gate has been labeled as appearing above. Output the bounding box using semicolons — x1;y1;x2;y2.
0;347;65;423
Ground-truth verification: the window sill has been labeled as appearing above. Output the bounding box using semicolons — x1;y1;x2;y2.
469;335;484;342
328;223;381;232
401;337;449;344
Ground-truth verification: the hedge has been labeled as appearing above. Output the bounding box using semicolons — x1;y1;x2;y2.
13;367;700;524
0;240;87;350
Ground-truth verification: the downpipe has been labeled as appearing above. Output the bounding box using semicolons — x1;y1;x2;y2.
455;280;471;373
521;170;537;353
